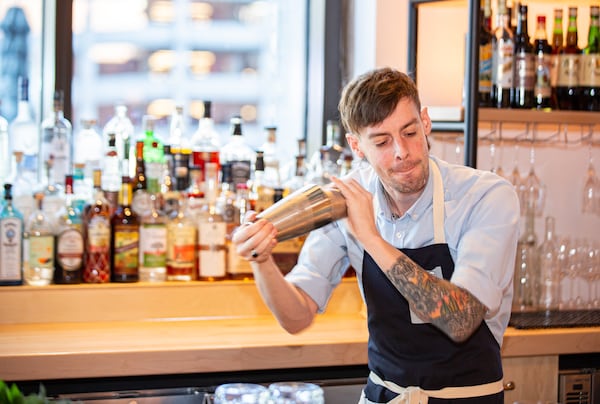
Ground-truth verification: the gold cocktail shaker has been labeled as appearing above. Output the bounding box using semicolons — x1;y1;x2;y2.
256;184;347;242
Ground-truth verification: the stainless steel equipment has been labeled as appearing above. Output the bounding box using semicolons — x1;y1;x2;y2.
256;184;347;242
559;369;600;404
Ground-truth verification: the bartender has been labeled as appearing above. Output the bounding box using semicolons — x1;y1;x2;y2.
232;67;520;403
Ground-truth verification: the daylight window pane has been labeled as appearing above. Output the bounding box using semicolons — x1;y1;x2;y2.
71;0;307;164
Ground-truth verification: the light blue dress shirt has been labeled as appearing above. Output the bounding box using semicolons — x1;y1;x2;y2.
285;155;520;345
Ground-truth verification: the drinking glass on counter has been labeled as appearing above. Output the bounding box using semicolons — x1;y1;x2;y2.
268;382;324;404
213;383;270;403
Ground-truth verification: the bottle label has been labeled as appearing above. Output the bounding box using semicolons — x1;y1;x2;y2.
167;223;196;266
514;51;535;90
132;191;152;218
114;226;140;274
87;216;110;253
494;40;514;88
230;160;251;187
57;228;84;271
550;54;560;87
198;221;227;277
557;54;580;86
0;218;22;280
479;42;493;93
139;223;167;268
227;242;253;276
28;235;55;269
535;53;552;98
580;54;600;87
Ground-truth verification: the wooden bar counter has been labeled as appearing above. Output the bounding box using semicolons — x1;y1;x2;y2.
0;279;598;400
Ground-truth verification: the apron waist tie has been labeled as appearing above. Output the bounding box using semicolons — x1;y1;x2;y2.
360;371;504;404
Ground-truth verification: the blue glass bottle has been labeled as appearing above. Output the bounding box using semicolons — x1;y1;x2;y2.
0;183;24;285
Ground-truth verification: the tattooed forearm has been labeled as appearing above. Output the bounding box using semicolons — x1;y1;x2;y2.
386;255;487;343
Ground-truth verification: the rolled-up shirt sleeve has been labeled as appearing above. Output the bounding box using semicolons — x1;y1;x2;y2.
284;220;352;313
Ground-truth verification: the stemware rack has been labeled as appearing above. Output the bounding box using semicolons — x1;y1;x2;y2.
431;109;600;149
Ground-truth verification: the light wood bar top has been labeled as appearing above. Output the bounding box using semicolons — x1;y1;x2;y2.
0;280;598;382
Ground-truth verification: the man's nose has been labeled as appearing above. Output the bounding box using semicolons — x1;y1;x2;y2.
392;136;409;160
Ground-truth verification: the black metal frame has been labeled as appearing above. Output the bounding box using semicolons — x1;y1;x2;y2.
407;0;480;168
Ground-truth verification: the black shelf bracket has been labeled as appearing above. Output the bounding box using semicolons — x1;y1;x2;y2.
407;0;480;168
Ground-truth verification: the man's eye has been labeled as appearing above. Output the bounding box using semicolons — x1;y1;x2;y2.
404;131;417;137
374;139;388;147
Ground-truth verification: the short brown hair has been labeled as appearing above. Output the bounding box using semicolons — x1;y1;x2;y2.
338;67;421;136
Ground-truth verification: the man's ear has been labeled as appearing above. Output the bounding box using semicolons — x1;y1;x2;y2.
346;132;364;159
420;106;432;135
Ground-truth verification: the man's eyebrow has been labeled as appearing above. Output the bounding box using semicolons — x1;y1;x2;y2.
365;118;418;139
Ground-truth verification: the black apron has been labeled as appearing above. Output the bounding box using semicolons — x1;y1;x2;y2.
361;160;503;403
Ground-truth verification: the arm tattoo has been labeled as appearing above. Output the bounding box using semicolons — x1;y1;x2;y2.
385;255;487;343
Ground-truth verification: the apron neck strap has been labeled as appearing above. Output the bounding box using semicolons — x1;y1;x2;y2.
430;158;445;244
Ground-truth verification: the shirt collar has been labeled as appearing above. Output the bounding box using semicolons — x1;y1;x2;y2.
375;159;435;222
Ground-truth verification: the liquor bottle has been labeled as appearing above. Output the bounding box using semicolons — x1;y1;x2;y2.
310;120;344;174
72;162;92;213
9;151;35;222
198;162;227;281
216;162;239;221
82;169;112;283
168;105;186;154
220;115;255;188
0;109;8;186
580;5;600;111
227;182;253;281
102;104;134;173
283;155;307;197
533;15;554;110
166;195;197;281
41;90;72;189
74;119;104;182
41;157;65;231
260;126;281;187
191;100;221;179
491;0;514;108
550;8;564;110
512;4;535;108
9;77;39;184
111;176;139;282
250;151;275;213
138;193;167;282
141;115;165;195
556;7;580;110
513;204;538;312
23;193;55;286
186;165;205;219
161;145;175;197
0;183;24;285
172;149;190;191
132;140;152;218
537;216;560;312
102;133;121;210
478;0;494;107
54;175;84;284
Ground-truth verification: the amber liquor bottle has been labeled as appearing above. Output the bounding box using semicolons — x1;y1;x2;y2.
83;169;112;283
111;176;139;282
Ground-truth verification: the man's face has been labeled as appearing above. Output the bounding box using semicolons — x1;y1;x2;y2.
347;98;432;198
